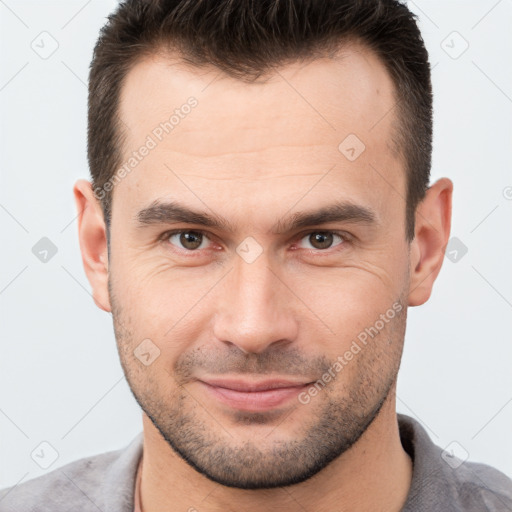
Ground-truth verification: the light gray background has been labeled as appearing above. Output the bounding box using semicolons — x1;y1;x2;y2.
1;0;511;489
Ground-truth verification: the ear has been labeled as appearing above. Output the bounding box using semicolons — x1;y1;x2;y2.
408;177;453;307
73;179;112;312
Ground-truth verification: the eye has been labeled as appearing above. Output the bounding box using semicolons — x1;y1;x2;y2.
296;231;346;250
161;229;348;254
166;230;212;251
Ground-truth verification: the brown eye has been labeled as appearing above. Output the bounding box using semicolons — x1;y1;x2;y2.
168;231;208;250
309;232;333;249
297;231;345;250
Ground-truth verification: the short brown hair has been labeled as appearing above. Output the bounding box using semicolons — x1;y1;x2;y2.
88;0;433;240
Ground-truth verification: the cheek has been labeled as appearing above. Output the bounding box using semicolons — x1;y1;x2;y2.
111;231;409;356
111;264;219;370
292;257;406;340
112;255;205;321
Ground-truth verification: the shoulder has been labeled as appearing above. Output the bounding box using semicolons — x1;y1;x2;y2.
450;458;512;511
398;414;512;511
0;451;117;512
0;433;143;512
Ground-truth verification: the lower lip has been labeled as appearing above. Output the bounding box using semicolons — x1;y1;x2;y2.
199;381;309;412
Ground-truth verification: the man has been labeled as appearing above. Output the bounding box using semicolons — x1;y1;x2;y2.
1;0;511;510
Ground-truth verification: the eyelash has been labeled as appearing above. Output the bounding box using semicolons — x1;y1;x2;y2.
158;229;351;256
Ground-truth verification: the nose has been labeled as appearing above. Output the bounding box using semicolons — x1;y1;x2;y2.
212;253;299;354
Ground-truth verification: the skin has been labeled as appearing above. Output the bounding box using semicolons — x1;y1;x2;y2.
74;41;452;512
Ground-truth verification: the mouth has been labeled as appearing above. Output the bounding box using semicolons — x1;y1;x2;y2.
197;377;312;412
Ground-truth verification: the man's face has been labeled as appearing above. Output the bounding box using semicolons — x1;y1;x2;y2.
109;43;411;488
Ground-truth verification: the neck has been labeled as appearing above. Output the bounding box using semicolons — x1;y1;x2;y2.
139;386;412;512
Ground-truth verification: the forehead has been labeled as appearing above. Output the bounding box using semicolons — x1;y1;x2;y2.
115;42;404;222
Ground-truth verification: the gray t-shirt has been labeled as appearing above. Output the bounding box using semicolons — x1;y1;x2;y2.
1;413;511;511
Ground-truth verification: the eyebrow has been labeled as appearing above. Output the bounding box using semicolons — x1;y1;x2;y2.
136;199;377;234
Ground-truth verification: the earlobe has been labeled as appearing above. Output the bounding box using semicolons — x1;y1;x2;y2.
408;178;453;307
73;179;112;313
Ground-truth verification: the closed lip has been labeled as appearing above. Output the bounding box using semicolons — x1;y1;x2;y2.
198;377;311;392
